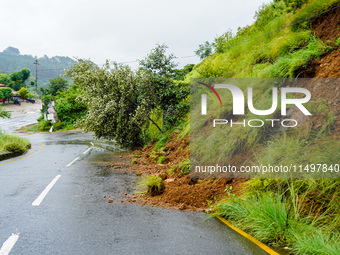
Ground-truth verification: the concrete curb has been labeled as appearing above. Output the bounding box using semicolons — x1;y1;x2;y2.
0;144;31;161
0;150;25;161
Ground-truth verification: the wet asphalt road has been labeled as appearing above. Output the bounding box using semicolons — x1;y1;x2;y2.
0;115;269;255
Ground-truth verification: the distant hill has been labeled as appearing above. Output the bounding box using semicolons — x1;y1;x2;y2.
0;47;76;88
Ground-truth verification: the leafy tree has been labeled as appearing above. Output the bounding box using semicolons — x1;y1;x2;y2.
0;88;13;103
41;76;68;96
21;68;30;82
195;41;213;60
139;44;189;127
212;29;234;53
173;64;195;80
0;90;10;117
54;87;87;125
65;60;156;147
18;87;28;98
0;74;11;86
8;68;31;91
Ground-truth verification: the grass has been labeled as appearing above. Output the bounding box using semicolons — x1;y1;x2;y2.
137;175;164;196
189;1;340;253
0;131;31;154
214;181;340;254
168;158;190;176
20;118;78;133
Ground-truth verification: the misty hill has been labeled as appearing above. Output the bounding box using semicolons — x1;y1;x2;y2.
0;47;76;87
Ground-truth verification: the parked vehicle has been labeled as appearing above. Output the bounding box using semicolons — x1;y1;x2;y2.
13;98;21;105
27;98;35;104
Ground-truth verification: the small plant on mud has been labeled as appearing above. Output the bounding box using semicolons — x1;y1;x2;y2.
158;156;166;164
137;175;164;196
168;158;190;176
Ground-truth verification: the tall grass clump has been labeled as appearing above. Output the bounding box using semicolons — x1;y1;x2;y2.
214;180;340;254
137;175;164;196
0;132;31;153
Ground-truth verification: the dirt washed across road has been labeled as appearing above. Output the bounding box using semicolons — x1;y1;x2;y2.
0;102;273;255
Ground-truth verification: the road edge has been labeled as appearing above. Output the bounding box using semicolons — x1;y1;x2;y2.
0;144;44;166
217;216;280;255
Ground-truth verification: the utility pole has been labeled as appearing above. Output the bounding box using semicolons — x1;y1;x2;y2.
33;59;39;95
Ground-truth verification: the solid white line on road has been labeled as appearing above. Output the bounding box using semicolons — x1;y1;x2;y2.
66;157;80;167
90;142;94;146
32;175;61;206
83;148;92;155
0;233;19;255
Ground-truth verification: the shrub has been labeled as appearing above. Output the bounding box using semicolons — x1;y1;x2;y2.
38;120;52;131
0;133;31;153
52;121;64;131
137;175;164;196
158;156;166;164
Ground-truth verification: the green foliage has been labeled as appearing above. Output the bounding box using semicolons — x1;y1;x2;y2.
52;121;64;131
139;44;189;126
0;73;11;86
65;60;155;148
0;132;31;153
137;175;164;196
0;48;76;88
172;64;195;81
336;36;340;46
41;76;69;96
18;87;28;98
0;88;13;101
169;158;190;176
0;107;10;118
253;1;286;28
38;119;52;131
255;135;340;169
291;0;340;31
158;156;166;164
8;68;30;91
54;86;87;125
195;41;213;60
212;29;234;53
214;185;340;254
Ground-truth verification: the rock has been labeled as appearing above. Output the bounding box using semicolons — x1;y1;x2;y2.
108;199;113;203
103;195;106;198
164;178;175;185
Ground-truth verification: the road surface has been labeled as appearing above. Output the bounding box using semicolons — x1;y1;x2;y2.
0;114;270;254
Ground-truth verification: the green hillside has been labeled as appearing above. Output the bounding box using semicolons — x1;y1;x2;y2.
186;0;340;254
0;46;76;88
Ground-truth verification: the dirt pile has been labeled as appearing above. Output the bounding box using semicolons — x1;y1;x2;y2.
121;133;245;211
299;6;340;134
120;7;340;212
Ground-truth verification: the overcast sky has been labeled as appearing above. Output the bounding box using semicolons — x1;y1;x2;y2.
0;0;270;68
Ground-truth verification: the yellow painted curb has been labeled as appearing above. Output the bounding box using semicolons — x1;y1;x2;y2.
0;144;45;166
217;216;280;255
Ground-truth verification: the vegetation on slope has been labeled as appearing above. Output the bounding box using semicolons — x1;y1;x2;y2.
188;0;340;254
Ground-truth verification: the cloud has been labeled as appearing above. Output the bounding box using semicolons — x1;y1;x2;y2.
0;0;270;67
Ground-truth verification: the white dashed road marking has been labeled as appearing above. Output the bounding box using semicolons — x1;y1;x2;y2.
66;157;80;167
32;175;61;206
0;233;19;255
